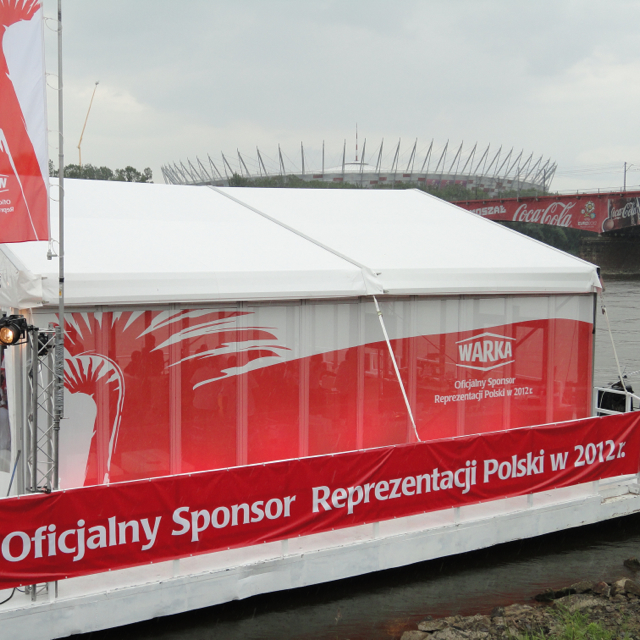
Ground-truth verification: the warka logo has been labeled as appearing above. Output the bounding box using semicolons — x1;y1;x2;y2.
456;332;515;372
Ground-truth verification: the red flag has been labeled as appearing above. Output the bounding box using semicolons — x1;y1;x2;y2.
0;0;49;242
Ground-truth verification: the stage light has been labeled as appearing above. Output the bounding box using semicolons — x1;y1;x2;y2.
0;315;28;346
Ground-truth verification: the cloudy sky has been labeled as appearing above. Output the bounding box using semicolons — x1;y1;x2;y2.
40;0;640;192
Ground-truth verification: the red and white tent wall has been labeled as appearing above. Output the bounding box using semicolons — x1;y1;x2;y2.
20;294;594;489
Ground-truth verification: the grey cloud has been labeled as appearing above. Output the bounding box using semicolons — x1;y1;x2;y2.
42;0;640;190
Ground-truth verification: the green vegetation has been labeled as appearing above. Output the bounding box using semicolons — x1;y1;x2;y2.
49;160;152;183
496;221;590;257
227;172;542;201
228;173;365;189
515;607;614;640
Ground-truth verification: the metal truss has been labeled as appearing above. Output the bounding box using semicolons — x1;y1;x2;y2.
25;325;59;494
21;323;64;601
24;582;52;602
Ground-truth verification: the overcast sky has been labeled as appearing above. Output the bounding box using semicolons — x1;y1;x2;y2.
41;0;640;192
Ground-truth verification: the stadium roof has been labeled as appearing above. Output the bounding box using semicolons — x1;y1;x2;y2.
324;162;378;173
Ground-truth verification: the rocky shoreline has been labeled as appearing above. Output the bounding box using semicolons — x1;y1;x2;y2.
401;559;640;640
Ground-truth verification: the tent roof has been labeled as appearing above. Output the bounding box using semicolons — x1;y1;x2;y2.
0;180;600;309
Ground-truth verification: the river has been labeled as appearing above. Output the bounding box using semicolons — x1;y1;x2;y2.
79;279;640;640
595;277;640;388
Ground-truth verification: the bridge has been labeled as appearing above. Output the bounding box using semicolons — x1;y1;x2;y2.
453;190;640;235
453;190;640;274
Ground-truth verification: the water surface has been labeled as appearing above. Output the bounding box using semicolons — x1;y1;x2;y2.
80;281;640;640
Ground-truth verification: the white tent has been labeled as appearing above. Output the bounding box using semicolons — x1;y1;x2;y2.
0;181;612;640
0;180;600;309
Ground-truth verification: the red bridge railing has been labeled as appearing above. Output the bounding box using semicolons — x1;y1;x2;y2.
453;190;640;234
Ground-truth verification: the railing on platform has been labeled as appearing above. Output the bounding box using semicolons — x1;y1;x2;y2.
593;385;639;416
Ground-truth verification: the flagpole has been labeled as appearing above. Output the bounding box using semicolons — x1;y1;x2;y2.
53;0;64;492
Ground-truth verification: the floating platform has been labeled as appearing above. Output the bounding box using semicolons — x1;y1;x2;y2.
1;474;639;639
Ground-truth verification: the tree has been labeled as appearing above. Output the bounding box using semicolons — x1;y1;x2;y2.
114;166;153;183
48;161;152;183
64;164;115;180
496;220;588;256
228;173;249;187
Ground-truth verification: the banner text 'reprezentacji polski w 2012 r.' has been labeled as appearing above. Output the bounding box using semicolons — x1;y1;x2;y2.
0;412;639;589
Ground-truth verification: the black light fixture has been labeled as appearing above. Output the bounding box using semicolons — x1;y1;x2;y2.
0;315;29;346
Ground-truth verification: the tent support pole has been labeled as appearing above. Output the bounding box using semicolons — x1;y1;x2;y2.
53;0;65;493
372;296;420;442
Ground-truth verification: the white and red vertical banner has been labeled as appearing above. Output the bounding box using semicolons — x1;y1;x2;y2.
0;0;49;242
0;413;637;590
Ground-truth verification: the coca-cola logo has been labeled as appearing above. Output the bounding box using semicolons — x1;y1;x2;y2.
456;332;515;372
512;202;574;227
609;198;640;221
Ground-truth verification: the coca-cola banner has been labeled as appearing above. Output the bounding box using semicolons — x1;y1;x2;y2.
0;412;637;590
455;191;640;234
0;0;49;242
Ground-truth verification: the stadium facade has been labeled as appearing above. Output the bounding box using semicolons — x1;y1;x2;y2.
161;139;556;196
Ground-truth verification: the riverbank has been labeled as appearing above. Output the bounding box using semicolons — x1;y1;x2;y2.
401;568;640;640
581;236;640;276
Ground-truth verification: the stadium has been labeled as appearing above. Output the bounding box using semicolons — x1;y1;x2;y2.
161;138;556;196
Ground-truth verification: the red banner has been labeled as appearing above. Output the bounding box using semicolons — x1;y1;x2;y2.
0;0;49;242
0;413;638;589
454;191;640;234
53;309;592;488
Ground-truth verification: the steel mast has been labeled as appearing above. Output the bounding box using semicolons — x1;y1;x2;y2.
53;0;65;492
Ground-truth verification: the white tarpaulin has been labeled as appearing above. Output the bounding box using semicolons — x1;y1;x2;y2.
0;179;600;308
